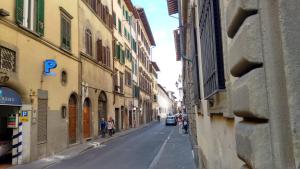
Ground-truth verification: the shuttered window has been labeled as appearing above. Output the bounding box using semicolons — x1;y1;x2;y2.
16;0;44;36
103;46;107;66
199;0;225;99
113;12;116;27
133;85;140;98
85;29;93;56
107;47;111;67
118;19;122;34
120;49;125;64
125;71;132;87
61;14;71;51
96;39;102;62
120;72;124;93
84;0;111;30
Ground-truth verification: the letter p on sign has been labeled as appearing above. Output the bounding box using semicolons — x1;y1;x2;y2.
44;59;57;76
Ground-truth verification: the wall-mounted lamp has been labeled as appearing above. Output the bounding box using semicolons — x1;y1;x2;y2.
0;9;10;17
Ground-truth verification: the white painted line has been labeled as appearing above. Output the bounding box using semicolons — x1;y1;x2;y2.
148;129;174;169
192;150;194;159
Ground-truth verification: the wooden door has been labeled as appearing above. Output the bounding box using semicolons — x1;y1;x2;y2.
68;95;77;144
115;108;119;132
83;100;91;138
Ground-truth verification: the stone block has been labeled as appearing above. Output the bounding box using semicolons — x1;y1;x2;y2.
236;121;273;169
229;15;263;77
231;68;268;119
227;0;258;38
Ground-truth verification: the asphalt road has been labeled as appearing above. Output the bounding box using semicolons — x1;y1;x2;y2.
47;122;196;169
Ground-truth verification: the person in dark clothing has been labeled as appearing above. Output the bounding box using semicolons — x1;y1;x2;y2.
183;118;188;134
100;118;107;138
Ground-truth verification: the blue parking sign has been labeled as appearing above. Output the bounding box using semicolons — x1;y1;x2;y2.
21;111;28;117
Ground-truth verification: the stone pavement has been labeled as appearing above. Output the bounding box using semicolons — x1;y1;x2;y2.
8;122;156;169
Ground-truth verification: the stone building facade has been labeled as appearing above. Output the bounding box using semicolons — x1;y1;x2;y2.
79;0;114;140
157;84;174;118
171;0;300;168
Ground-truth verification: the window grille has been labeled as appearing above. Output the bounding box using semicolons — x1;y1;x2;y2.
0;46;16;72
199;0;225;99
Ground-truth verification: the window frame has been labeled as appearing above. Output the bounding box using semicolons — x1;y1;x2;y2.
60;13;72;51
199;0;225;99
85;29;93;57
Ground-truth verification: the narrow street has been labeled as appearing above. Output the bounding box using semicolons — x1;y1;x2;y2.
47;122;196;169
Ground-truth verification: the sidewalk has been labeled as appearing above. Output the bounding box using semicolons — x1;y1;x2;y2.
9;122;156;169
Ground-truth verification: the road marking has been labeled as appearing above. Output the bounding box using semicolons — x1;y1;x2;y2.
148;129;174;169
192;150;194;159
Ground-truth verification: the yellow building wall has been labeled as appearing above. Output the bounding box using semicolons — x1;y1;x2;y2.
0;0;80;161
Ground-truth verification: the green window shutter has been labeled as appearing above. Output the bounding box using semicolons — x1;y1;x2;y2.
113;13;116;26
115;43;118;58
16;0;24;25
36;0;45;36
61;17;65;48
66;21;71;49
120;49;123;64
121;50;125;64
118;19;121;34
117;45;120;60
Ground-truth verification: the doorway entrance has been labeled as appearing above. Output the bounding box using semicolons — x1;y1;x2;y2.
83;98;91;139
114;108;119;132
0;106;19;167
98;92;107;121
0;87;22;167
68;94;77;144
129;110;132;128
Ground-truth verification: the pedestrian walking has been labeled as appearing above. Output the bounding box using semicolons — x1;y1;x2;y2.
100;118;106;138
178;115;183;134
107;117;114;136
183;118;188;134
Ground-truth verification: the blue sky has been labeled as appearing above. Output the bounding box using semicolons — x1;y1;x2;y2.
132;0;182;98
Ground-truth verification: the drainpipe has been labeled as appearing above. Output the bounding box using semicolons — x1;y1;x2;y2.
112;0;116;106
77;0;83;144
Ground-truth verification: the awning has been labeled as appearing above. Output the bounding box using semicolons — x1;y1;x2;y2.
0;87;22;106
167;0;178;15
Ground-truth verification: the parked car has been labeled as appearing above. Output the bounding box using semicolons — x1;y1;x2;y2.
165;115;177;126
0;140;11;160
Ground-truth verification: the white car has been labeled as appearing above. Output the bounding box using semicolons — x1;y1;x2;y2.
165;116;177;126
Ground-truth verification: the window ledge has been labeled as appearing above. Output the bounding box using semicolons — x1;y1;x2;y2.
60;47;72;55
18;25;41;37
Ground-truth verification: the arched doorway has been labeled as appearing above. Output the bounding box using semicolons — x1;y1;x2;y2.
68;94;77;144
98;92;107;121
83;98;91;139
